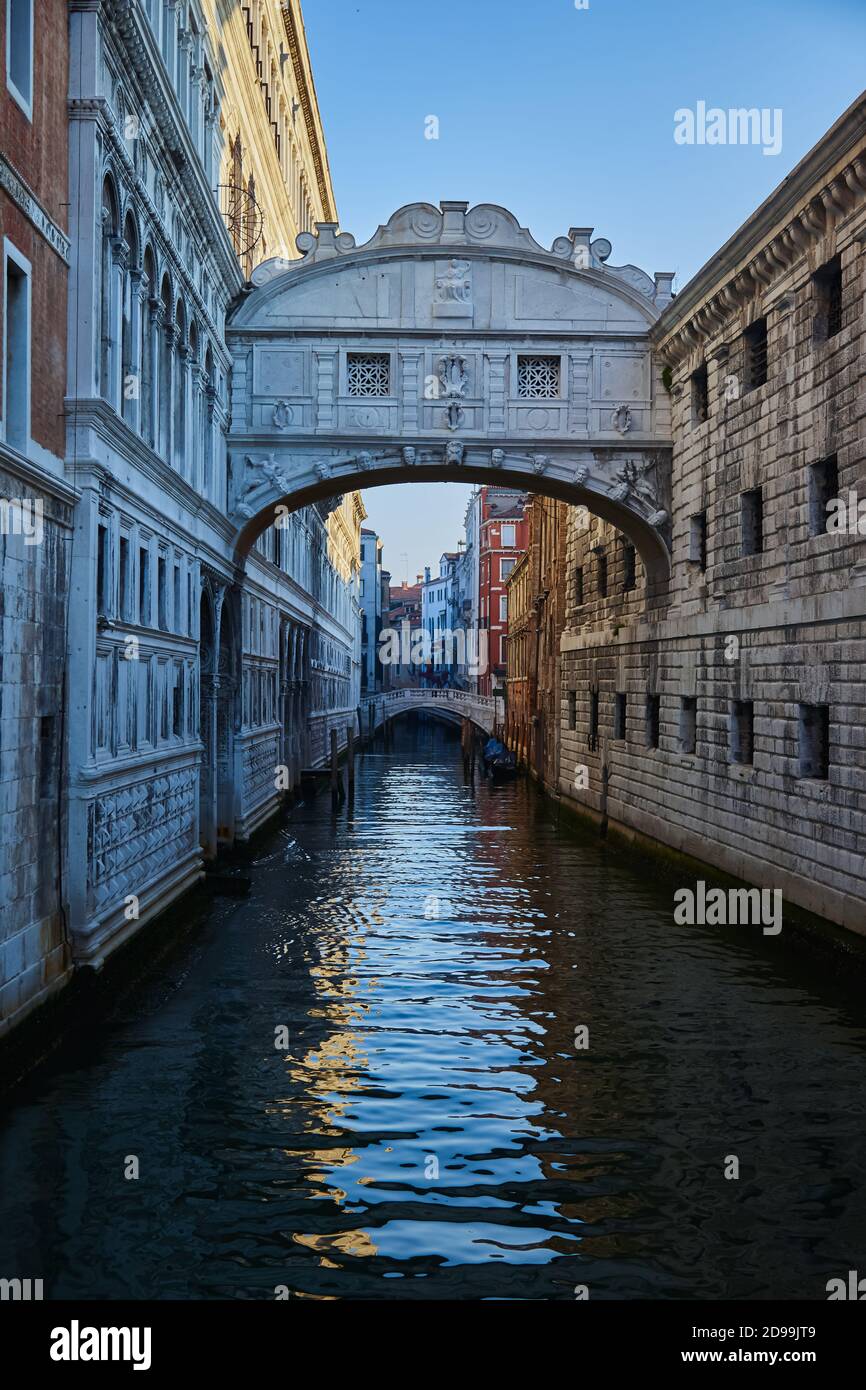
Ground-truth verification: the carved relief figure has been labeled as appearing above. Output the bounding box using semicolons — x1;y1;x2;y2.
609;457;658;509
445;441;465;466
402;446;417;465
236;454;292;517
435;259;472;304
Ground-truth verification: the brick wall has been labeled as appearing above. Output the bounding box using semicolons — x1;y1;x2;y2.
0;0;69;458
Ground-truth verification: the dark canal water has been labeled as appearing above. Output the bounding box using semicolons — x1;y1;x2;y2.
2;718;866;1300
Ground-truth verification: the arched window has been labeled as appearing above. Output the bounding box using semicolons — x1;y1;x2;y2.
188;321;200;488
228;134;244;259
120;212;139;426
141;246;157;447
100;179;119;402
158;276;172;460
203;344;215;500
244;173;256;279
173;299;187;474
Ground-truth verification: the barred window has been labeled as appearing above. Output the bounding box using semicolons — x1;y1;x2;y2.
517;355;560;399
346;353;390;397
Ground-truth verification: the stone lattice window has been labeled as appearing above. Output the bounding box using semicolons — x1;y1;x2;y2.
347;353;390;397
516;355;560;399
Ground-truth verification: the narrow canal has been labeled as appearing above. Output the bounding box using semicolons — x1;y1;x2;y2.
2;718;865;1300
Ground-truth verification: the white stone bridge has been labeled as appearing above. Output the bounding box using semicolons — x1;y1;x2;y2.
225;201;675;588
368;687;499;735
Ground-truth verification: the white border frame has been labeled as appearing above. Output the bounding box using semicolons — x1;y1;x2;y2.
2;236;32;453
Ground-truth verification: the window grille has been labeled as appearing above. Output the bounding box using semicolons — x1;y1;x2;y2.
347;353;390;397
517;355;560;399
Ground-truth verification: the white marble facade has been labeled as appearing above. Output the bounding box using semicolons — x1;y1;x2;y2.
62;1;360;974
226;201;676;587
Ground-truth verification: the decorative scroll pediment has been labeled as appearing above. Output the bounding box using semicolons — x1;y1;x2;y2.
248;200;674;308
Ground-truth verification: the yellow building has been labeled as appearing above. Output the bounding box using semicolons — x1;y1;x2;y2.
207;1;363;586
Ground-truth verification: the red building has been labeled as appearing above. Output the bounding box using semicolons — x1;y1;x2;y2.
477;487;527;697
1;0;73;1030
1;0;68;467
388;578;423;686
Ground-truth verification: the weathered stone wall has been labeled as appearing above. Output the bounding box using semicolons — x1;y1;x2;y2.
558;96;866;935
0;459;73;1036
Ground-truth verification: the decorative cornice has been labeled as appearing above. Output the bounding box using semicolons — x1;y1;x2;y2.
106;0;243;295
653;91;866;368
280;2;335;222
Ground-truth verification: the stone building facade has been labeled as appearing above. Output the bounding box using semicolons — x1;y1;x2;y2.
557;93;866;934
504;494;568;785
0;0;75;1036
1;0;362;1039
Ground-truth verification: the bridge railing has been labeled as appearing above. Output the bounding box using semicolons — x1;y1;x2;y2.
382;687;495;708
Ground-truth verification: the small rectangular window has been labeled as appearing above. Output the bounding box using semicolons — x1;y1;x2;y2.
731;699;754;765
119;535;130;621
798;703;829;779
3;246;30;450
691;362;709;425
172;667;183;738
813;256;843;342
808;454;838;538
96;523;109;618
7;0;34;114
499;593;508;622
646;693;661;749
741;488;763;556
138;545;150;625
500;557;516;580
567;690;576;731
614;691;627;740
516;354;560;399
623;543;636;592
501;523;516;548
173;562;181;631
575;566;584;606
689;511;707;570
597;551;608;598
588;688;599;750
744;318;768;390
157;555;167;630
680;696;697;754
346;352;390;397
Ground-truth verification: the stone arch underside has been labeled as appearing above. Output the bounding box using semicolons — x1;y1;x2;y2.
226;201;675;582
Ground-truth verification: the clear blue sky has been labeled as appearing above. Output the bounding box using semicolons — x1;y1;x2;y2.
303;0;866;580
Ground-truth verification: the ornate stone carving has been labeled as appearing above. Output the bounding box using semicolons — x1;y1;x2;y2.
573;463;590;485
314;460;332;481
445;441;465;466
236;454;292;517
445;402;465;432
611;403;633;435
491;448;505;467
434;258;472;317
402;446;417;465
272;400;294;430
609;457;658;509
532;453;551;475
438;353;468;398
356;451;374;471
